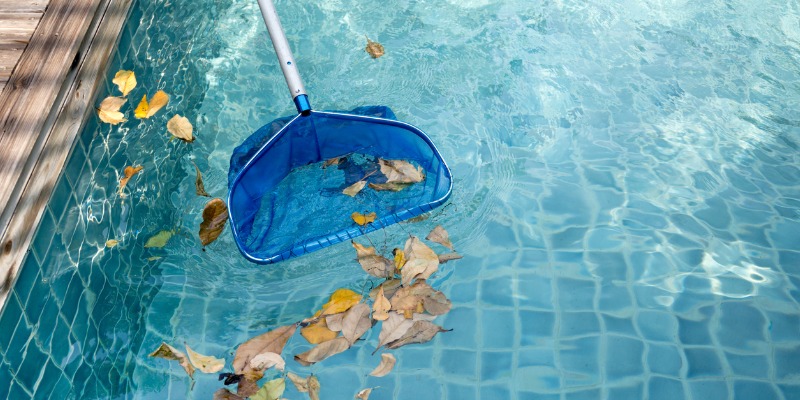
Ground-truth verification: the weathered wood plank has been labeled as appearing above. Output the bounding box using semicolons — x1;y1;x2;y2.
0;13;42;32
0;0;49;13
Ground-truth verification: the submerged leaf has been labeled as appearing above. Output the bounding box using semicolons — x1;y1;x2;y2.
438;252;463;263
351;211;377;226
401;236;439;285
342;303;372;345
249;352;285;372
355;388;374;399
144;230;173;248
105;239;119;248
372;286;391;321
112;70;137;96
286;372;309;392
185;344;225;373
301;318;338;344
368;182;411;192
308;375;321;400
352;241;393;278
386;320;448;350
199;198;228;246
134;94;149;119
149;342;194;378
119;165;143;194
365;36;385;59
426;225;454;250
251;378;285;400
294;336;350;366
378;159;424;183
147;90;169;118
233;324;297;373
343;180;367;197
167;114;194;142
237;369;263;397
193;162;211;197
213;389;245;400
369;353;396;377
322;157;342;168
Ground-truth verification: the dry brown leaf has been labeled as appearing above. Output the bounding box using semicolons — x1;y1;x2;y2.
238;369;264;397
193;162;211;197
98;109;127;124
167;114;194;142
365;36;385;59
119;165;143;194
378;159;424;183
343;180;367;197
185;344;225;373
148;342;194;378
342;303;371;345
355;388;375;399
249;351;285;372
112;70;137;96
213;389;246;400
422;290;452;316
199;198;228;246
369;353;396;377
322;157;342;168
105;239;119;248
390;282;432;318
386;320;448;350
401;236;439;285
232;324;297;373
308;375;321;400
438;252;463;263
368;182;412;192
374;312;414;354
372;286;391;321
426;225;454;250
369;279;402;300
351;211;377;226
301;318;338;344
99;96;126;111
352;241;393;278
325;313;345;332
294;337;350;366
147;90;169;118
286;372;309;392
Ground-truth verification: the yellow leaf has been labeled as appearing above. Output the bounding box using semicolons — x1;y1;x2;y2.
119;165;143;194
343;180;366;197
320;288;362;315
393;248;406;270
167;114;194;142
149;342;194;378
98;109;127;125
199;198;228;246
144;230;173;248
185;344;225;373
134;94;148;119
351;211;377;226
365;36;385;59
146;90;169;118
300;318;338;344
105;239;119;248
372;286;391;321
112;70;137;96
369;353;396;377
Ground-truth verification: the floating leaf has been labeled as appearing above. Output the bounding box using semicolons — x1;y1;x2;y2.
342;303;371;345
97;96;127;124
356;388;374;399
185;344;225;373
249;352;285;372
251;378;285;400
294;337;350;366
438;252;463;263
233;324;297;373
193;162;211;197
369;279;402;300
148;342;194;378
343;180;367;197
320;288;362;315
352;241;393;278
286;372;309;392
372;286;391;321
105;239;119;248
365;36;385;59
368;182;411;192
378;159;424;183
308;375;321;400
99;96;126;111
167;114;194;142
301;318;338;344
325;313;345;332
422;289;452;316
144;230;173;248
112;70;137;96
386;320;448;350
351;211;377;226
213;389;245;400
237;369;263;397
146;90;169;118
426;225;454;250
392;248;406;270
375;312;413;354
119;165;143;194
134;94;149;119
401;236;439;285
199;198;228;246
390;283;428;318
369;353;396;377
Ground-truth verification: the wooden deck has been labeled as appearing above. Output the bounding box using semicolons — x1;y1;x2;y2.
0;1;49;96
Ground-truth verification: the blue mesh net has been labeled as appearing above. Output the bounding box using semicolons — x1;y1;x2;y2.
228;106;452;264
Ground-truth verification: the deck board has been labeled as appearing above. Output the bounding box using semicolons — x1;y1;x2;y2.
0;1;49;13
0;7;47;97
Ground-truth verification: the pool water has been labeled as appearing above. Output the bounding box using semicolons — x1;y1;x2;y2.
2;0;800;398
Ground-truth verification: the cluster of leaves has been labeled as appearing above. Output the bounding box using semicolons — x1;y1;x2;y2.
150;225;461;399
99;69;228;251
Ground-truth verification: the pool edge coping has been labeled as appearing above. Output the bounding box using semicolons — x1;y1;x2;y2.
0;0;134;312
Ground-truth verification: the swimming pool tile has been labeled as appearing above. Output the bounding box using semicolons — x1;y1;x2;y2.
480;275;515;307
481;309;516;349
0;294;24;353
519;311;554;345
34;296;60;348
718;302;767;351
559;312;600;338
607;382;644;398
396;374;442;399
480;351;513;381
8;380;31;400
558;336;600;383
732;379;780;400
33;359;60;398
517;273;554;309
30;210;56;264
605;335;644;381
648;376;686;400
395;347;433;370
685;348;724;378
480;383;511;399
440;349;477;378
598;285;633;314
448;280;478;304
727;352;769;380
564;387;602;400
688;379;728;399
441;307;477;348
647;343;683;377
678;316;713;346
773;345;800;381
13;258;41;307
555;278;596;311
445;383;477;400
780;384;800;400
16;341;45;391
636;311;677;342
60;275;85;324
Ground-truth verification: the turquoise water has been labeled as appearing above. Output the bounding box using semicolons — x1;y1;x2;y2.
2;0;800;398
